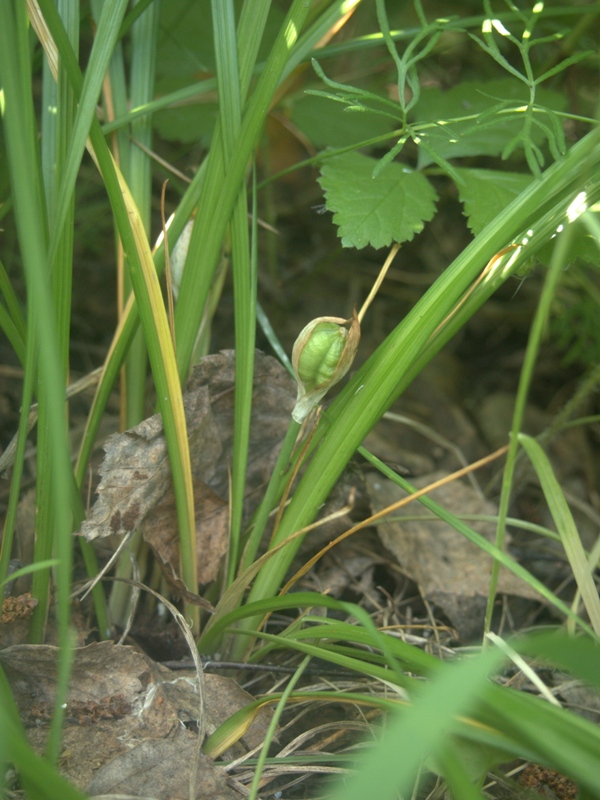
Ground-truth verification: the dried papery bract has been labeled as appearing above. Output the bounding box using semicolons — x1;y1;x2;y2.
291;309;360;423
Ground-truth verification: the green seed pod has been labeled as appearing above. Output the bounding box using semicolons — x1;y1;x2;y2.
296;322;347;392
291;311;360;423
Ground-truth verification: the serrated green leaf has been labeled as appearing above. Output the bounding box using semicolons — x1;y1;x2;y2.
318;152;438;249
413;79;566;166
291;93;395;149
455;167;534;235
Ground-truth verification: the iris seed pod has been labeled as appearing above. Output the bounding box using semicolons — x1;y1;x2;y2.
291;309;360;423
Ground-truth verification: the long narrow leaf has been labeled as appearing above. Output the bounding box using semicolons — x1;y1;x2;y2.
211;0;254;579
0;2;78;765
32;0;130;267
519;433;600;634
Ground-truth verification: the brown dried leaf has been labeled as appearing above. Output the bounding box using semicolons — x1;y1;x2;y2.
366;472;543;640
80;384;220;541
86;735;239;800
0;642;269;796
143;480;229;587
80;351;295;586
0;642;170;713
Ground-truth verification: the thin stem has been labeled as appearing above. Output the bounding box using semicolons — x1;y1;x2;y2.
484;222;576;637
239;419;301;574
358;243;401;323
247;655;311;800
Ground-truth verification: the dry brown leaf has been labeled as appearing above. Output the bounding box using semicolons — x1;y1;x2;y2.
142;480;229;588
0;641;270;796
366;472;543;641
80;351;295;586
86;735;239;800
79;382;220;541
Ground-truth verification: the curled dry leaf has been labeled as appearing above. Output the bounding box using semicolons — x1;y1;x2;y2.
79;351;295;588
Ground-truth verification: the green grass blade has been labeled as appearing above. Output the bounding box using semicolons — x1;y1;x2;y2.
93;0;130;178
35;0;129;267
252;631;418;687
39;0;80;762
237;0;272;99
273;621;437;676
0;1;78;764
211;0;255;580
480;686;600;795
200;594;439;676
485;200;580;635
122;0;160;428
519;434;600;635
327;647;505;800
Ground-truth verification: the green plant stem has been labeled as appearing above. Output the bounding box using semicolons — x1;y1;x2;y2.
211;0;258;587
0;351;36;590
484;217;576;637
239;418;301;574
248;655;311;800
